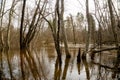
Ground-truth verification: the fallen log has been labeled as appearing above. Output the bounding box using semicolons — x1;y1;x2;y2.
92;46;120;53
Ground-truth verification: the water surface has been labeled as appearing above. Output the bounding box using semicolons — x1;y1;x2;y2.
0;47;120;80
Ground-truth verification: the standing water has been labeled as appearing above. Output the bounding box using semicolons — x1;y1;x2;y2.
0;47;120;80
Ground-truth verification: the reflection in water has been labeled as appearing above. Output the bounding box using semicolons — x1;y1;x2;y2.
77;48;81;75
83;59;90;80
54;55;71;80
62;57;70;80
20;49;41;80
54;56;62;80
112;49;120;79
77;62;81;75
0;47;120;80
0;49;3;79
5;49;13;79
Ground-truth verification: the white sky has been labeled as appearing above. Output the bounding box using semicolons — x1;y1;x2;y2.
1;0;119;28
1;0;119;14
1;0;119;19
1;0;101;17
65;0;95;16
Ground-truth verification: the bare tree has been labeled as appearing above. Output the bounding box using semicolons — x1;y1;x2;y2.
89;14;96;46
19;0;26;79
60;0;71;58
70;14;76;44
20;0;26;49
6;0;16;49
108;0;120;60
108;0;119;47
0;0;6;48
20;0;46;50
83;0;91;58
41;0;71;59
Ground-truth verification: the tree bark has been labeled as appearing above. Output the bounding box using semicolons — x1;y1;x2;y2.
20;0;26;49
82;0;91;59
85;0;91;53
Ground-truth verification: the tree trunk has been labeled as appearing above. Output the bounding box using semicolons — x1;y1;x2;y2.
60;0;71;58
70;15;76;45
19;0;26;79
20;0;26;49
41;0;63;60
20;0;43;50
0;0;6;48
108;0;120;59
83;0;91;58
108;0;119;47
0;30;4;48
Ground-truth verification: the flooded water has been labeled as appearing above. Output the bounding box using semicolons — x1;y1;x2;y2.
0;47;120;80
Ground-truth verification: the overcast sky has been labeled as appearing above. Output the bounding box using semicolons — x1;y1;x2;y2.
1;0;119;17
3;0;95;15
65;0;95;16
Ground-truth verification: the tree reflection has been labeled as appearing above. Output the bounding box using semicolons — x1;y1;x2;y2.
62;57;71;80
0;49;3;79
54;56;62;80
5;49;13;79
83;59;90;80
1;47;120;80
77;62;81;75
77;48;81;75
112;49;120;79
91;60;120;80
20;48;41;80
